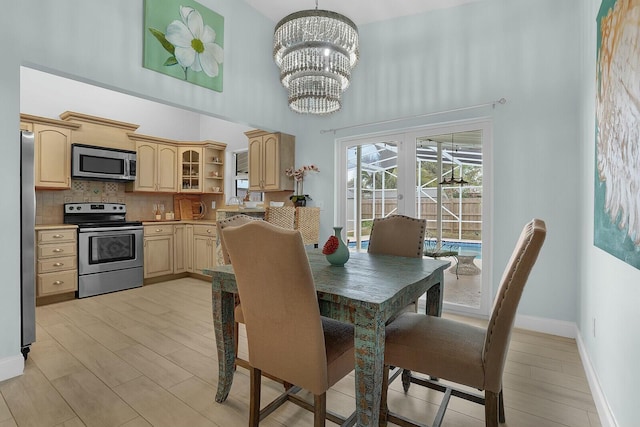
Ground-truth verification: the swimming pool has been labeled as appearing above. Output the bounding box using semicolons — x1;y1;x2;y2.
348;239;482;259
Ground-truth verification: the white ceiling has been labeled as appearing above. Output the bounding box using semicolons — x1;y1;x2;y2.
243;0;483;26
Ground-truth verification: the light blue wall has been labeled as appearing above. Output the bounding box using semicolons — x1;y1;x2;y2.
295;0;582;324
578;1;640;426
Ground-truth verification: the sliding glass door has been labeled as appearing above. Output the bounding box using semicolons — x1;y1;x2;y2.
337;120;492;316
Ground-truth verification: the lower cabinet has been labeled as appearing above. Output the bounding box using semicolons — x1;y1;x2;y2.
143;223;216;279
143;225;174;278
36;228;78;297
191;225;217;274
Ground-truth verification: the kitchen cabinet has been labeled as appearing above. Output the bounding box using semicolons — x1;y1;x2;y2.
173;223;187;274
191;224;217;274
133;140;178;193
179;147;202;193
143;225;174;278
245;130;295;192
36;228;78;297
20;114;80;190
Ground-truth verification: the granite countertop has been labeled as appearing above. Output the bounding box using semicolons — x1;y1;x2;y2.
35;224;78;230
142;219;218;225
216;207;266;213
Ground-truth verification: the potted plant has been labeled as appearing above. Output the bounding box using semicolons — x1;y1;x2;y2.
285;164;319;207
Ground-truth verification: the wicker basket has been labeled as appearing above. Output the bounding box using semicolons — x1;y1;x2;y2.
295;207;320;246
265;206;296;230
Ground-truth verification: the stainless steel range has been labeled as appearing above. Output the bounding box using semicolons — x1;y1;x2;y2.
64;203;143;298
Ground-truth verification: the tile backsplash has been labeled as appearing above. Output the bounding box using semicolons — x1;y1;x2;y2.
36;180;175;225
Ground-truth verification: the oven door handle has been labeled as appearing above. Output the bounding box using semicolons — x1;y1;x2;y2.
79;226;143;233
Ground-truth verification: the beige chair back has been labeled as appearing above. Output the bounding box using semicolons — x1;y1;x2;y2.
483;218;546;392
368;214;426;258
223;221;329;395
216;214;262;265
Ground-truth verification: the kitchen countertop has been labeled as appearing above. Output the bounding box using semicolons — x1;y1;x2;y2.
216;207;266;213
142;220;218;225
35;224;78;230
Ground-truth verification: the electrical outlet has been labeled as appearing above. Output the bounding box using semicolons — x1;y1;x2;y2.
211;201;216;209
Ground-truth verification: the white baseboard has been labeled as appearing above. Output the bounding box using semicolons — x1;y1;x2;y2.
513;314;617;427
576;332;618;427
515;313;577;338
0;355;24;382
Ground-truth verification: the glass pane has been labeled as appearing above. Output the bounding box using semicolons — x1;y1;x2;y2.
346;142;398;250
90;235;135;264
416;130;483;309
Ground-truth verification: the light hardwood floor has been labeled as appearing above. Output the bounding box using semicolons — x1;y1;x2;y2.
0;277;600;427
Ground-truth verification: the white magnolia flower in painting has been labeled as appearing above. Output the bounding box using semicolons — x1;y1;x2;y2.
166;6;223;78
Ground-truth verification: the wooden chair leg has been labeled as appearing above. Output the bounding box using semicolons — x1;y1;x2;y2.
379;365;390;427
485;391;499;427
401;369;412;392
313;393;326;427
498;389;505;423
249;367;261;427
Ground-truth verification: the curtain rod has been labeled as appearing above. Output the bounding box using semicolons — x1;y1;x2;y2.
320;98;507;134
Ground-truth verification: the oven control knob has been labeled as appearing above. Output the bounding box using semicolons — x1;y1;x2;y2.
76;206;82;211
68;206;74;210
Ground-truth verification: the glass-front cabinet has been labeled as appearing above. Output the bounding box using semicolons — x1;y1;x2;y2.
179;147;202;192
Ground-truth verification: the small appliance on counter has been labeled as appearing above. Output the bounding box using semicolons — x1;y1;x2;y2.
64;203;143;298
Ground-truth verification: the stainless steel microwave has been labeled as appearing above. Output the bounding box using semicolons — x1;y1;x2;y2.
71;144;136;182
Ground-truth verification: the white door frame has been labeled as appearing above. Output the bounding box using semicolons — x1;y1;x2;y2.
336;118;493;316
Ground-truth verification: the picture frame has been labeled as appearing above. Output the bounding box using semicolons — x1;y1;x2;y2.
143;0;224;92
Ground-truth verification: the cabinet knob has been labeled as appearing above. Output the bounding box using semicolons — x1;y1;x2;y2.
156;229;162;232
53;234;63;238
53;262;64;267
53;248;63;253
207;229;212;234
53;280;64;285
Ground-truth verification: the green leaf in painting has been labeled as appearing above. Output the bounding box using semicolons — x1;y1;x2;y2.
148;27;175;54
163;56;179;66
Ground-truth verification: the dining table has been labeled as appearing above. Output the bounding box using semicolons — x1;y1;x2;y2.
204;249;450;427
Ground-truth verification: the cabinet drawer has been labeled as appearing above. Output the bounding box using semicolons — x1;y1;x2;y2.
37;256;77;274
37;242;77;259
37;270;78;296
192;224;216;237
38;229;76;243
144;225;173;236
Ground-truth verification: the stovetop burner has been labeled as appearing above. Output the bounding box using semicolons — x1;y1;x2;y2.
63;202;140;227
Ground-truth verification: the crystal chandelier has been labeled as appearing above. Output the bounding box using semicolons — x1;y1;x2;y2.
273;1;359;114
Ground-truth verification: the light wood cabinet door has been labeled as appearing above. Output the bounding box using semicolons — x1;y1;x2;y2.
185;225;194;272
248;136;263;190
157;144;178;192
246;131;295;192
178;147;202;192
143;234;174;278
135;142;177;192
173;224;187;274
34;124;71;189
135;142;157;192
192;234;215;274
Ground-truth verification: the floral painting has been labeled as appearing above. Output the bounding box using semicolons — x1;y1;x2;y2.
143;0;224;91
594;0;640;269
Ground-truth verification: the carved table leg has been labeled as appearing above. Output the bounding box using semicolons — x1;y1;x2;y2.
354;309;385;426
212;287;236;403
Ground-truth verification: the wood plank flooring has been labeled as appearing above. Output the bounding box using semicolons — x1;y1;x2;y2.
0;277;601;426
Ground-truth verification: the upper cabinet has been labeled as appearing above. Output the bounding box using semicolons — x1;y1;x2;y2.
179;147;202;193
128;134;178;193
21;114;81;190
245;130;295;192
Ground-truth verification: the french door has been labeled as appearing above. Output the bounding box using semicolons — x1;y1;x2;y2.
337;119;493;315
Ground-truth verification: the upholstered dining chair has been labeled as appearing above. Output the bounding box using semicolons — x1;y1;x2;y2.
216;214;262;371
368;214;427;313
223;221;356;427
380;218;546;427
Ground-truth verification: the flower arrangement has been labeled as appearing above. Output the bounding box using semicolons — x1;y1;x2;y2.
285;164;320;205
322;236;339;255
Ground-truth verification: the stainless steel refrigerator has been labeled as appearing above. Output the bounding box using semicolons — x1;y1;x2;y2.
20;131;35;359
